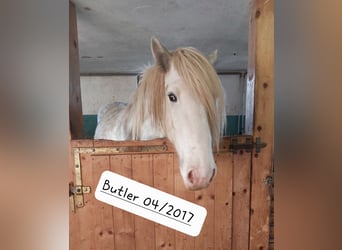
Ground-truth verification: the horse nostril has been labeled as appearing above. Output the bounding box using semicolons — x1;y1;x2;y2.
187;168;214;187
209;169;216;183
187;170;195;184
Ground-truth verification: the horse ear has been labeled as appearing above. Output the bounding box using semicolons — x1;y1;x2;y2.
151;36;171;72
207;49;218;65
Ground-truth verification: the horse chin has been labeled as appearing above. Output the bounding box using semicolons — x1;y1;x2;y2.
184;181;210;191
186;184;209;191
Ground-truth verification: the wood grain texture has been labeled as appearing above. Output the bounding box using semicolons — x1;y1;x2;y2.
69;2;83;139
248;0;274;249
110;155;136;250
132;154;156;250
214;152;233;250
93;138;174;150
153;154;175;250
69;140;80;249
232;152;251;250
76;154;94;249
71;139;94;148
194;176;215;249
91;156;115;250
69;137;255;249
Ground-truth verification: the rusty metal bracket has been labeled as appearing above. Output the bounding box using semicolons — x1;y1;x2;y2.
78;144;168;155
229;137;267;154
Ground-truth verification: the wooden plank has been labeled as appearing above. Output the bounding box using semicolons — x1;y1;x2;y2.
232;152;252;250
94;138;174;150
69;139;80;249
110;155;136;250
173;154;195;250
91;156;115;250
69;154;114;250
194;175;215;249
214;152;233;250
71;139;94;148
72;153;95;249
245;0;257;135
248;0;274;249
132;154;156;250
153;154;175;249
69;2;83;139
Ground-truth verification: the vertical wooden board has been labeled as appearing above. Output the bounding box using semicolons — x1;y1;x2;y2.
70;148;113;250
248;0;274;250
245;0;257;136
153;154;176;249
110;155;136;250
194;176;215;249
69;147;80;249
232;152;252;250
91;156;115;250
69;2;83;139
214;152;233;250
173;155;195;250
72;153;95;250
132;154;156;250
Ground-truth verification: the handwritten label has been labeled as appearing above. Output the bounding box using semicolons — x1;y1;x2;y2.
95;170;207;236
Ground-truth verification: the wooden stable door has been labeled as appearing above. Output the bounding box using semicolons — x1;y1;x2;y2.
69;137;253;250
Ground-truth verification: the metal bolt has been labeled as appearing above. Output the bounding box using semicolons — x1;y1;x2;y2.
255;9;261;18
265;176;273;185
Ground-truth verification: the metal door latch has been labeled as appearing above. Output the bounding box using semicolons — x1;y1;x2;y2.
70;148;91;213
69;182;91;213
229;137;267;154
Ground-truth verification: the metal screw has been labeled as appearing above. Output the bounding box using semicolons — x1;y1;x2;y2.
265;176;273;186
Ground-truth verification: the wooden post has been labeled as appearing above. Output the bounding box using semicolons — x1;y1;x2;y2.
248;0;274;249
69;1;83;139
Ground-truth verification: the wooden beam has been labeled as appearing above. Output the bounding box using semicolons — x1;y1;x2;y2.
69;1;83;139
248;0;274;249
245;0;257;135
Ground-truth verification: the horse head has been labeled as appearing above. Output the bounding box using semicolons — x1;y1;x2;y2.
151;37;225;190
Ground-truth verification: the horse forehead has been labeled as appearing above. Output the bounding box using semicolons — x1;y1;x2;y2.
165;63;181;86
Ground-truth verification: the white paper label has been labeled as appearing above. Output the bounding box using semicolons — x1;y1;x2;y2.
95;170;207;237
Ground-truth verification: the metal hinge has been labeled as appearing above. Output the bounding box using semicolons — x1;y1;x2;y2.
69;148;91;213
229;137;267;154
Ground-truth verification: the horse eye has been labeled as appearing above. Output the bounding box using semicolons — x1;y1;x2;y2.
168;93;177;102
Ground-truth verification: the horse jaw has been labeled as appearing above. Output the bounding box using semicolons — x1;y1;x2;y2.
165;65;217;190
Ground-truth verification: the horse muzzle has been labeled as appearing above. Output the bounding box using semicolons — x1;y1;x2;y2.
184;168;216;190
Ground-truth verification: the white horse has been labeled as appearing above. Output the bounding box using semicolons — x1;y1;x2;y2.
95;37;225;190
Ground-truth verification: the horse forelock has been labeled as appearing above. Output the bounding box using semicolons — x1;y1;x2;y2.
172;47;226;148
128;66;166;139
